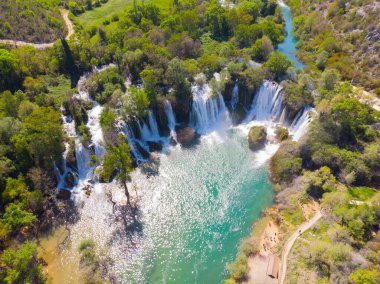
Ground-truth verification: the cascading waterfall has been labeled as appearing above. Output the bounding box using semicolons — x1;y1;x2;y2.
243;80;284;123
164;100;177;142
289;106;313;140
138;110;161;142
230;82;239;110
118;119;147;164
55;108;77;190
190;82;230;134
243;80;313;141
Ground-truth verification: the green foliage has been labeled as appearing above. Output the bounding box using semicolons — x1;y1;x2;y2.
85;67;125;104
122;87;149;118
265;51;292;78
23;107;64;169
0;49;20;91
1;242;44;284
270;140;302;183
321;69;340;91
331;97;376;139
101;134;133;204
248;125;267;151
283;80;313;114
227;254;248;282
349;268;379;284
251;36;273;62
275;127;289;142
0;0;64;43
348;187;377;201
2;203;37;232
303;166;337;198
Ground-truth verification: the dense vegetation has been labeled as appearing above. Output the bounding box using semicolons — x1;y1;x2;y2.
225;1;380;283
0;0;379;283
0;0;290;282
288;0;380;93
0;0;66;42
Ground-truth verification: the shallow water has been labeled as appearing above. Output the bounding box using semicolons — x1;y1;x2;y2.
277;1;304;69
120;127;275;283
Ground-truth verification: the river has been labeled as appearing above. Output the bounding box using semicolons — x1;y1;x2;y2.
40;2;307;283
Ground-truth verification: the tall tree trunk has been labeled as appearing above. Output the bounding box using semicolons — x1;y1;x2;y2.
123;182;131;206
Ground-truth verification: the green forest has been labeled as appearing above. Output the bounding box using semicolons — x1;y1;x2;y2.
0;0;379;283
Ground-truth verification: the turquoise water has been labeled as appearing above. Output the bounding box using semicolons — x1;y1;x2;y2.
277;2;304;69
123;128;275;283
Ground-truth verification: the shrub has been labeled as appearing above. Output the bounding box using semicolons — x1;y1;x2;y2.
270;141;302;183
265;51;292;79
248;126;267;151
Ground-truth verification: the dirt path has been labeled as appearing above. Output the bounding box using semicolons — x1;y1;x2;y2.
0;9;74;49
279;210;322;284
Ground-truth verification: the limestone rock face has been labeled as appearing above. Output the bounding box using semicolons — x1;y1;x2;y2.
248;126;267;151
176;125;197;147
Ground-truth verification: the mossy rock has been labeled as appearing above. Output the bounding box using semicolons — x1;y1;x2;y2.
275;127;289;142
248;126;267;151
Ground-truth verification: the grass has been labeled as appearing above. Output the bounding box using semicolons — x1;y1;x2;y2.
348;187;377;201
76;0;172;29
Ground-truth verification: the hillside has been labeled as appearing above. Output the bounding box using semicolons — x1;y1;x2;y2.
288;0;380;94
0;0;66;42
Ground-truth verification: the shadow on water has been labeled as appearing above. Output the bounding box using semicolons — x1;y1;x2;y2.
109;203;143;247
139;155;161;177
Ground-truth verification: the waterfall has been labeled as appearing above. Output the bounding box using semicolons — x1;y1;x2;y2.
138;110;161;142
164;100;177;142
244;80;313;141
190;83;230;134
118;120;147;164
289;106;313;141
87;103;106;158
56;108;78;190
231;83;239;110
243;80;284;123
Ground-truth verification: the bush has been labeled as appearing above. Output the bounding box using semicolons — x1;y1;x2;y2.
349;268;379;284
270;141;302;183
275;127;289;142
248;126;267;151
265;51;292;79
1;242;45;283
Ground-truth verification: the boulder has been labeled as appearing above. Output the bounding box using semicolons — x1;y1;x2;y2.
176;125;197;147
64;171;77;188
147;141;163;152
57;188;71;200
248;126;267;151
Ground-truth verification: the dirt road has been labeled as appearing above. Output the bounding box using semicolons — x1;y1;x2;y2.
0;9;74;49
279;210;322;284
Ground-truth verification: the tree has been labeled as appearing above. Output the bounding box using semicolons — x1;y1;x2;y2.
101;134;133;205
1;242;45;283
349;269;379;284
205;4;230;40
303;166;337;199
165;58;191;100
265;51;292;78
0;91;20;118
321;69;340;90
0;49;19;91
122;87;150;118
251;36;273;61
23;107;64;169
2;203;37;232
331;97;375;139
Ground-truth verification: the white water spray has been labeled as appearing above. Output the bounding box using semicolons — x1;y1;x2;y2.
231;82;239;110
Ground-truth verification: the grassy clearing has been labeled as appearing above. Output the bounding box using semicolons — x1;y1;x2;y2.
76;0;172;29
348;187;377;201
